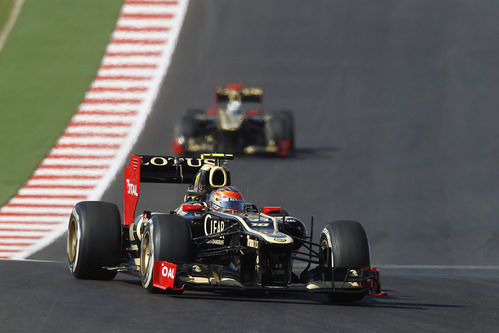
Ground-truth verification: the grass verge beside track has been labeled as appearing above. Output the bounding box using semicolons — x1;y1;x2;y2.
0;0;16;37
0;0;123;205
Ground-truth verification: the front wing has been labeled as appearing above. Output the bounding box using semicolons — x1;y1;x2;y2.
152;260;383;296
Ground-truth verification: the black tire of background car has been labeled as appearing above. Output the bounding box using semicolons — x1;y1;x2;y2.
67;201;121;280
268;111;295;156
174;115;199;139
275;110;295;151
140;214;193;293
320;220;371;302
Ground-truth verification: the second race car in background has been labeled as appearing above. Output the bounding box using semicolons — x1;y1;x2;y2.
172;83;295;157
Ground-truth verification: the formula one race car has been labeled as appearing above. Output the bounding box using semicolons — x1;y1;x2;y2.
172;83;295;157
67;154;382;302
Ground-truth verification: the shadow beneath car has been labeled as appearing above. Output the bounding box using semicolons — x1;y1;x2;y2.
232;146;340;161
114;277;463;310
291;146;340;160
360;293;464;310
168;290;463;310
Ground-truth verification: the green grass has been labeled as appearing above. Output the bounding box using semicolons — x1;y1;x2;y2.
0;0;16;37
0;0;124;205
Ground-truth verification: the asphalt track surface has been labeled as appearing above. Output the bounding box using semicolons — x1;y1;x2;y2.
2;0;499;331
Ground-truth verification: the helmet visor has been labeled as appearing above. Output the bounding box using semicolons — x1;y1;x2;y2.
216;199;244;213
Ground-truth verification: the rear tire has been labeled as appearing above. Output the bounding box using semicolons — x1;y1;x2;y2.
268;111;295;157
320;220;370;302
140;214;193;293
276;110;295;151
67;201;121;280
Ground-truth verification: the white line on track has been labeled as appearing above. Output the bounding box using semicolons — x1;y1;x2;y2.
376;264;499;270
291;262;499;271
0;0;25;52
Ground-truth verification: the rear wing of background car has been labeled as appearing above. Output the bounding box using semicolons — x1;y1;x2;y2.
214;84;263;104
123;154;233;225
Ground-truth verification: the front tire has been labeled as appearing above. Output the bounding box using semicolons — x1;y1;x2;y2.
320;220;370;302
140;214;193;293
67;201;122;280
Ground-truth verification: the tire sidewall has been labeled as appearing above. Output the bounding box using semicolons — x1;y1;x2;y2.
320;226;335;267
320;220;370;268
67;201;121;279
67;208;81;275
140;223;155;291
139;215;193;292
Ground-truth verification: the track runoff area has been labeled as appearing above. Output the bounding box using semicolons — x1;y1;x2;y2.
0;0;189;260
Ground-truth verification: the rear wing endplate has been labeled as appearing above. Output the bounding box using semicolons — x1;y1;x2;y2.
123;154;233;225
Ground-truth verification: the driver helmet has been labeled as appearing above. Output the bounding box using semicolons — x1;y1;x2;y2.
226;100;244;116
209;186;244;213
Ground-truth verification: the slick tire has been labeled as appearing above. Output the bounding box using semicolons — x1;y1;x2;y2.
320;220;370;302
67;201;122;280
140;214;193;293
275;110;295;151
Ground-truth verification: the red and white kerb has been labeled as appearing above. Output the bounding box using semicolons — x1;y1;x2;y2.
0;0;189;260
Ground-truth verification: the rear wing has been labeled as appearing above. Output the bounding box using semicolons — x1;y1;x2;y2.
124;154;233;225
214;85;263;104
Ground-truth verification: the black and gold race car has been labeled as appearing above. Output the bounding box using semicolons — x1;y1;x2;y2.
172;84;295;157
67;154;383;302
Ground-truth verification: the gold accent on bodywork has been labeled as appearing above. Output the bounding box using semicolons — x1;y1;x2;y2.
140;231;152;277
68;217;78;262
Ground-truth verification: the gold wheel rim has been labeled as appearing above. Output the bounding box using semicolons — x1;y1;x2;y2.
140;232;152;276
68;218;78;262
